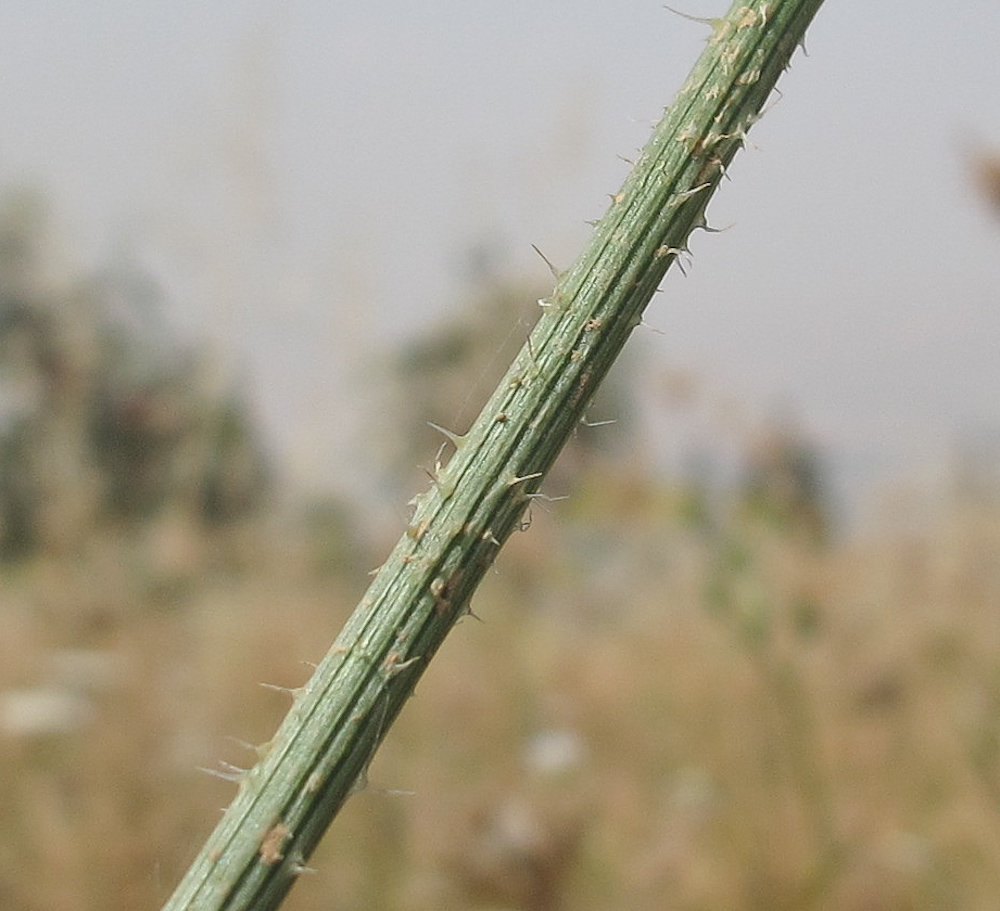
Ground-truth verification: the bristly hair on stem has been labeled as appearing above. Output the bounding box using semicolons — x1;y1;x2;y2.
161;2;828;909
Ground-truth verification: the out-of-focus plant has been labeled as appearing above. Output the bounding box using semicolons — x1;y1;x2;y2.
388;267;634;502
0;189;272;568
698;414;838;905
971;145;1000;218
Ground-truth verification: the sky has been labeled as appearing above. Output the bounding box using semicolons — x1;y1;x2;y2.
1;0;999;523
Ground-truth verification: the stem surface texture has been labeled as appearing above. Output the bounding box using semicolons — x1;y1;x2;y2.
162;2;827;908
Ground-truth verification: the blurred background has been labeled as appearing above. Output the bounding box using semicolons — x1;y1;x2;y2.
2;1;1000;909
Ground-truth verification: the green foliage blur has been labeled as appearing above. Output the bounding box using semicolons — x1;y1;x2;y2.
0;189;272;571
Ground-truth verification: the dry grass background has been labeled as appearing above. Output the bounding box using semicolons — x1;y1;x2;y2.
3;455;1000;911
4;168;1000;909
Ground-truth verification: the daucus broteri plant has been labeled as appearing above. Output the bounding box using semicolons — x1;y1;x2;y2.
163;2;827;908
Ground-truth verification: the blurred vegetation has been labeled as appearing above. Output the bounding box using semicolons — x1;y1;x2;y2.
971;146;1000;219
386;258;635;503
0;189;272;579
3;182;1000;911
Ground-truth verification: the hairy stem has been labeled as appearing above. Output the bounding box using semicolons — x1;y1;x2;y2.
162;2;827;908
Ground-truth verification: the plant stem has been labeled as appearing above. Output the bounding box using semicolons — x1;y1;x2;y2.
162;2;827;908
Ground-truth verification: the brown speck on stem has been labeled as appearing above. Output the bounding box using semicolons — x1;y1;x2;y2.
259;823;291;866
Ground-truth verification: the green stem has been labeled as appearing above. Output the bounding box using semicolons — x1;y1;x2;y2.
162;2;826;908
